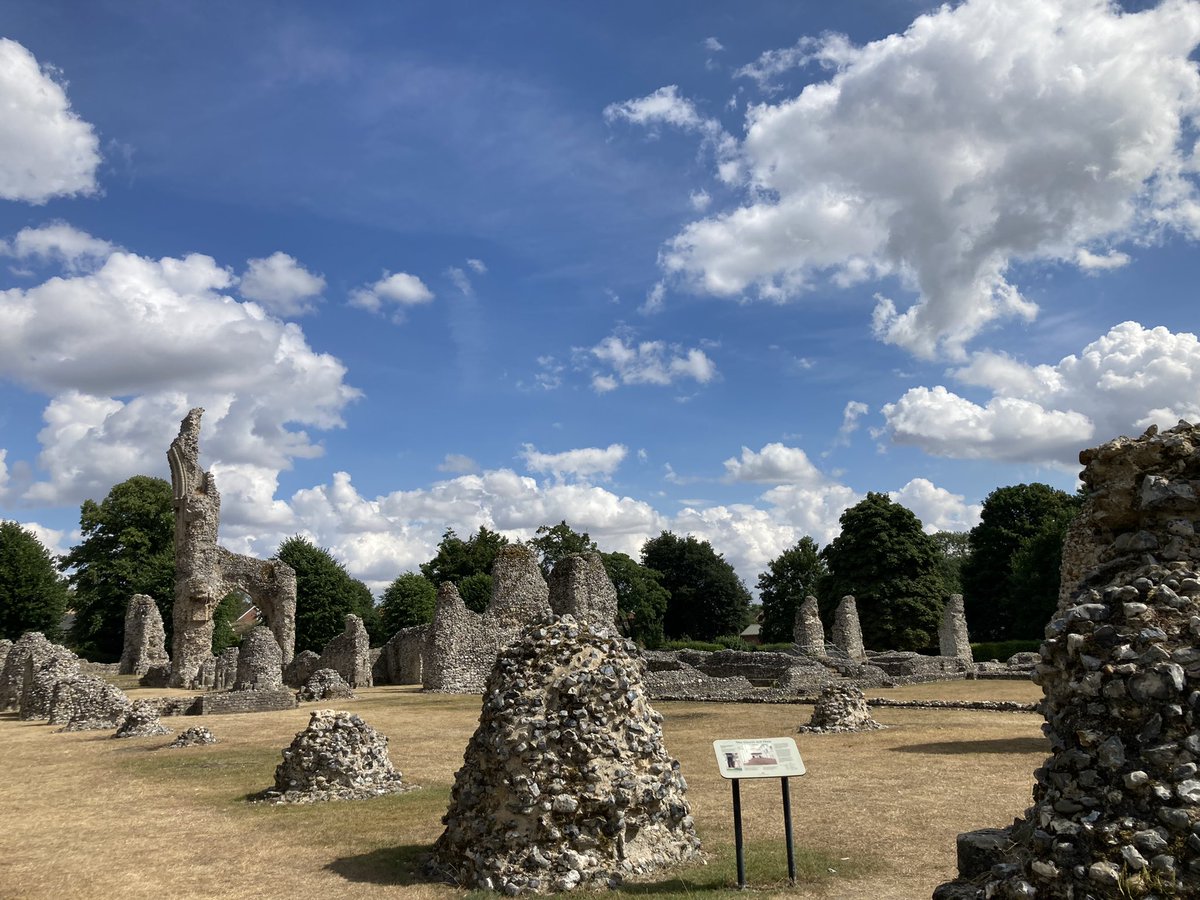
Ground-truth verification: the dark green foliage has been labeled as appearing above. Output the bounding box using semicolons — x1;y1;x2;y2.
61;475;175;661
0;521;70;641
379;572;437;635
757;536;827;643
530;520;597;579
277;536;379;653
600;551;669;648
211;591;247;654
661;639;727;652
819;492;947;651
1007;507;1078;638
930;530;970;595
458;572;493;613
420;526;508;611
971;639;1041;661
962;484;1080;640
641;532;752;642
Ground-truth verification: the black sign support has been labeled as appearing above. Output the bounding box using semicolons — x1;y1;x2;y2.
728;775;797;889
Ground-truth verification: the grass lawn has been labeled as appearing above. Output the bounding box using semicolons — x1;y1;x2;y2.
0;678;1045;899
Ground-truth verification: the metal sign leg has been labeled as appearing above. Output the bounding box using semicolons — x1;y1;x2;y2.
731;778;746;889
781;776;796;885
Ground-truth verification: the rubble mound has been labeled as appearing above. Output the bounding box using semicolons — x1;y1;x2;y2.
297;668;356;702
0;632;52;710
798;684;884;733
113;699;172;738
258;709;413;803
20;643;79;720
48;675;131;731
430;615;702;894
168;726;218;748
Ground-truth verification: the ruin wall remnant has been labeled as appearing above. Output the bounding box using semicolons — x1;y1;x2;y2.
119;594;170;676
167;408;297;688
547;551;618;625
937;594;972;663
319;614;372;688
793;595;825;655
831;595;866;659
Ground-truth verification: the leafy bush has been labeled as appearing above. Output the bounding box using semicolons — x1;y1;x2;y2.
662;639;726;653
758;642;796;653
971;639;1040;662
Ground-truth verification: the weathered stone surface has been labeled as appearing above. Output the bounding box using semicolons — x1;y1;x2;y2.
257;709;414;803
430;615;702;893
284;649;321;688
547;551;618;625
213;645;239;691
798;684;884;733
297;667;355;702
0;639;10;674
168;726;217;748
373;626;425;685
118;594;169;676
48;675;131;731
20;643;79;720
233;626;283;691
167;408;297;687
195;689;296;715
938;594;973;663
0;631;52;711
139;664;171;688
114;699;171;738
935;421;1200;899
868;650;969;677
792;595;825;655
831;595;866;659
423;545;554;693
318;614;372;688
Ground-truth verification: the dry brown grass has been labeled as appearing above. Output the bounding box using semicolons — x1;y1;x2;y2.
0;679;1045;899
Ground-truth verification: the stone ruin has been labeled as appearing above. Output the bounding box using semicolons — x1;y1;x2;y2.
938;593;973;663
213;646;239;690
233;626;284;691
167;408;297;688
20;641;79;720
936;421;1200;899
297;668;355;703
284;649;321;688
831;595;866;659
47;675;131;732
548;551;619;623
430;615;702;894
0;631;52;711
318;614;372;688
793;595;825;655
797;683;884;734
257;709;414;804
168;726;218;748
114;699;171;738
373;626;424;685
118;594;169;676
0;638;10;672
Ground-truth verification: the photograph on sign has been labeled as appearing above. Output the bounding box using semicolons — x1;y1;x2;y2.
712;737;806;779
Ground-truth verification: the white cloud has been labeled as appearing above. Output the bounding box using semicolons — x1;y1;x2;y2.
0;244;359;507
883;321;1200;464
2;222;114;271
447;266;473;296
888;478;982;533
238;251;325;317
520;443;627;481
1075;248;1132;272
689;189;711;212
466;258;487;274
349;271;434;320
605;85;740;180
0;39;101;204
834;401;869;446
438;453;479;474
704;37;725;53
657;0;1200;358
640;281;666;315
723;443;825;485
583;332;718;392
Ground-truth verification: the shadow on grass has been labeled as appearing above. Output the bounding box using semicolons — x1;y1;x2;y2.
325;845;440;886
891;737;1048;755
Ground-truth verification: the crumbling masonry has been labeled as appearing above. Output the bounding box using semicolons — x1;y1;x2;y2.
119;594;169;676
167;408;297;688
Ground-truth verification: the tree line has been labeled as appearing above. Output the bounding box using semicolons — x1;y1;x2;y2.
0;474;1080;660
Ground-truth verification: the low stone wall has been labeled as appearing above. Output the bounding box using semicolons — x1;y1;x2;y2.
195;689;297;716
318;614;372;688
373;625;426;685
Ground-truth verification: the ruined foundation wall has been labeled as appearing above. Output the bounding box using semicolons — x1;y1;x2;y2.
119;594;169;676
831;595;866;659
547;552;618;625
793;595;825;655
937;594;973;663
318;614;372;688
373;626;427;685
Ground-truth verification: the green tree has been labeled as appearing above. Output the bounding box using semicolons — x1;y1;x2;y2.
600;551;669;648
530;520;597;579
1006;506;1079;638
820;492;947;651
277;536;378;653
962;484;1079;640
641;532;752;641
61;475;175;661
0;521;70;641
211;590;247;654
757;536;827;644
930;530;971;595
419;526;509;613
379;572;437;635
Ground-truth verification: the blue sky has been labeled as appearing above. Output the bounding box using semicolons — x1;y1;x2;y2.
1;0;1199;593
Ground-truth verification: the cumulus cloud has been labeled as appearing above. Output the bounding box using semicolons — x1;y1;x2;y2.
583;332;717;393
520;443;628;481
1075;248;1132;272
0;240;358;507
656;0;1200;358
2;222;114;271
723;443;825;485
238;251;325;317
888;478;982;533
0;39;101;204
605;85;740;180
882;321;1200;464
349;271;433;320
438;453;479;474
834;401;869;446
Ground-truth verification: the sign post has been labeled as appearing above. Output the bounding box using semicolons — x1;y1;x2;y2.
713;737;806;889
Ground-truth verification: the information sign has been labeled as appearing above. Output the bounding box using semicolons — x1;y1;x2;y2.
713;737;806;780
